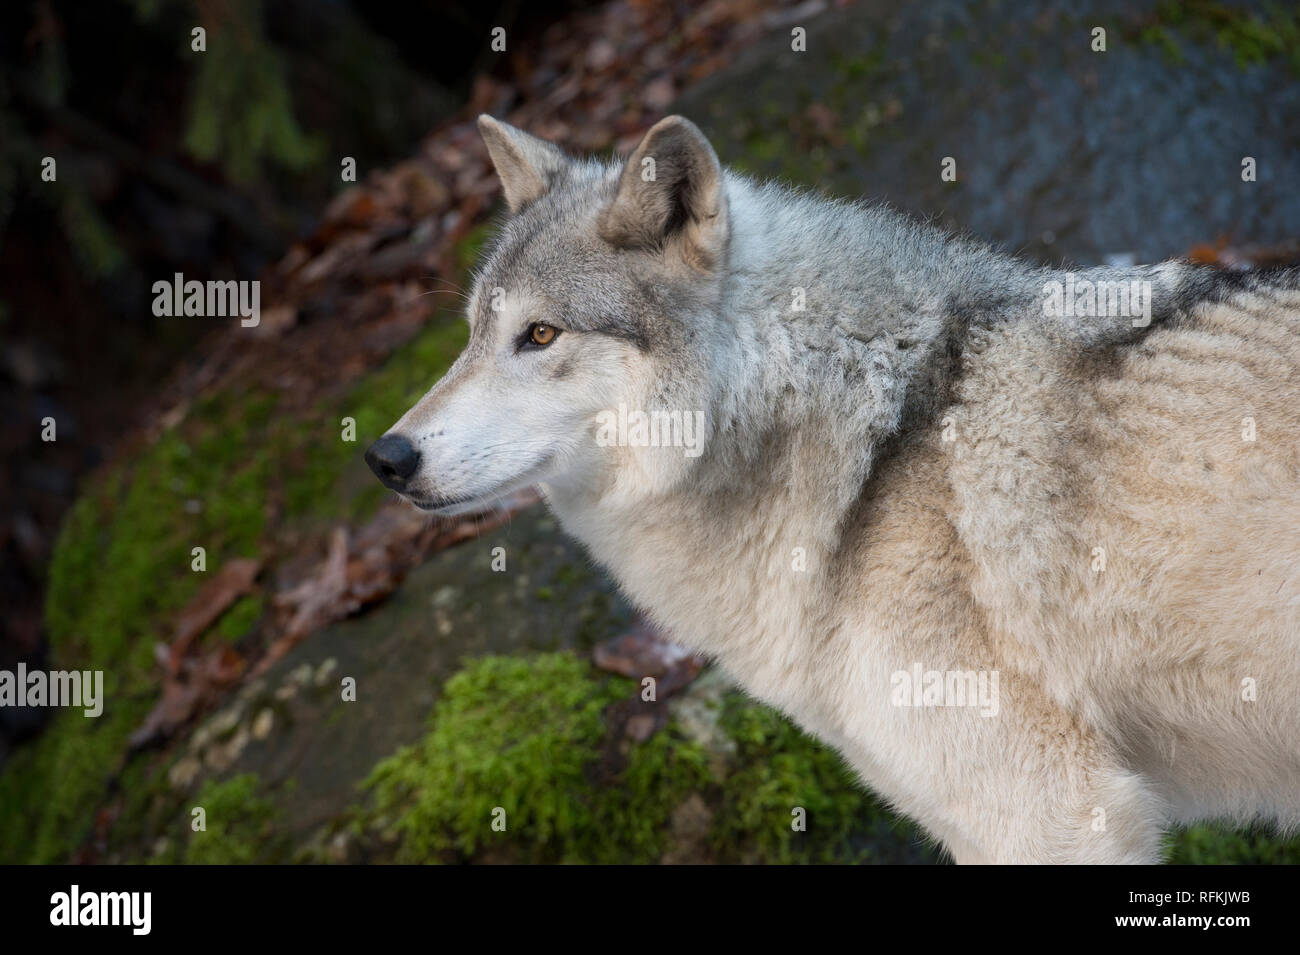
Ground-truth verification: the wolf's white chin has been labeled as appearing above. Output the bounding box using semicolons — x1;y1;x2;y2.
409;453;558;518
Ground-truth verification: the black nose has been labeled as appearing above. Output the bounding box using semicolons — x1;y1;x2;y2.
365;433;421;490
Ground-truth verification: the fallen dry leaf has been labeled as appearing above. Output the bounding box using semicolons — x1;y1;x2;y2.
259;489;541;676
166;557;262;677
594;618;704;683
130;646;246;750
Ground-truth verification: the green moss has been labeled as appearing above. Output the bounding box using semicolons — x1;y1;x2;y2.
47;399;272;676
830;46;887;82
59;185;125;277
184;773;286;864
713;693;929;863
183;0;324;184
339;317;470;456
970;48;1009;70
281;314;469;521
360;653;709;863
599;726;711;862
0;388;274;863
108;758;184;864
1166;823;1300;864
354;653;944;865
1129;1;1300;74
42;486;107;652
211;594;265;644
0;701;150;864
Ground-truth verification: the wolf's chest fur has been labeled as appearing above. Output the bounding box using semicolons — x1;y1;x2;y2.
548;281;1300;863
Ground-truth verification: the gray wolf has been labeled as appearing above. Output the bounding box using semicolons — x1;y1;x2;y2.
366;114;1300;863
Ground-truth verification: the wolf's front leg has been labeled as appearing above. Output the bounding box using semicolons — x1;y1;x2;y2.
947;749;1165;864
942;766;1165;864
888;677;1167;864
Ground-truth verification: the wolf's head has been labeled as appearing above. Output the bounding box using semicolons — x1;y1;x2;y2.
366;115;730;517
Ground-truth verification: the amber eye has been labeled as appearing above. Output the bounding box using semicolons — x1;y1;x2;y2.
529;323;558;347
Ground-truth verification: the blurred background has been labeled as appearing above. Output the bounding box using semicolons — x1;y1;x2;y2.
1;0;1298;864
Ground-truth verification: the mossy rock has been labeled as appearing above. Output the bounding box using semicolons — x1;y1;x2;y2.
352;652;940;865
151;506;631;862
359;653;708;863
0;307;469;864
182;773;290;865
1166;823;1300;865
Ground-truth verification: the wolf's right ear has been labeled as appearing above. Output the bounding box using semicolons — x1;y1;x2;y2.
477;115;567;213
599;116;727;270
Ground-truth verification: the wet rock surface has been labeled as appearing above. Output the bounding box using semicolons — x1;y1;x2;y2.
172;505;629;845
674;0;1300;266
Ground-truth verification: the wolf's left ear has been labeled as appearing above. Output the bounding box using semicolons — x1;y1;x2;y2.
478;115;568;212
599;116;727;269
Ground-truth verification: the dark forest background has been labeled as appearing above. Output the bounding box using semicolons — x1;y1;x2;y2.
0;0;596;715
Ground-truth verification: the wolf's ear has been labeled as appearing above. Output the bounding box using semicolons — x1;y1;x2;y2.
477;115;567;213
599;116;727;269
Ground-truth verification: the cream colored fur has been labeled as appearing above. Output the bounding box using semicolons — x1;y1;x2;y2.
566;290;1300;863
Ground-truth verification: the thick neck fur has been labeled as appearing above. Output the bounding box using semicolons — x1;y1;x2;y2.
543;170;1204;716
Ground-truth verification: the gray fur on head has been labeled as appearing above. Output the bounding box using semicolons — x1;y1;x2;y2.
468;116;1271;516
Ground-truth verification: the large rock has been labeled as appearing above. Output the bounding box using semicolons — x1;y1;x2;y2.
674;0;1300;265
